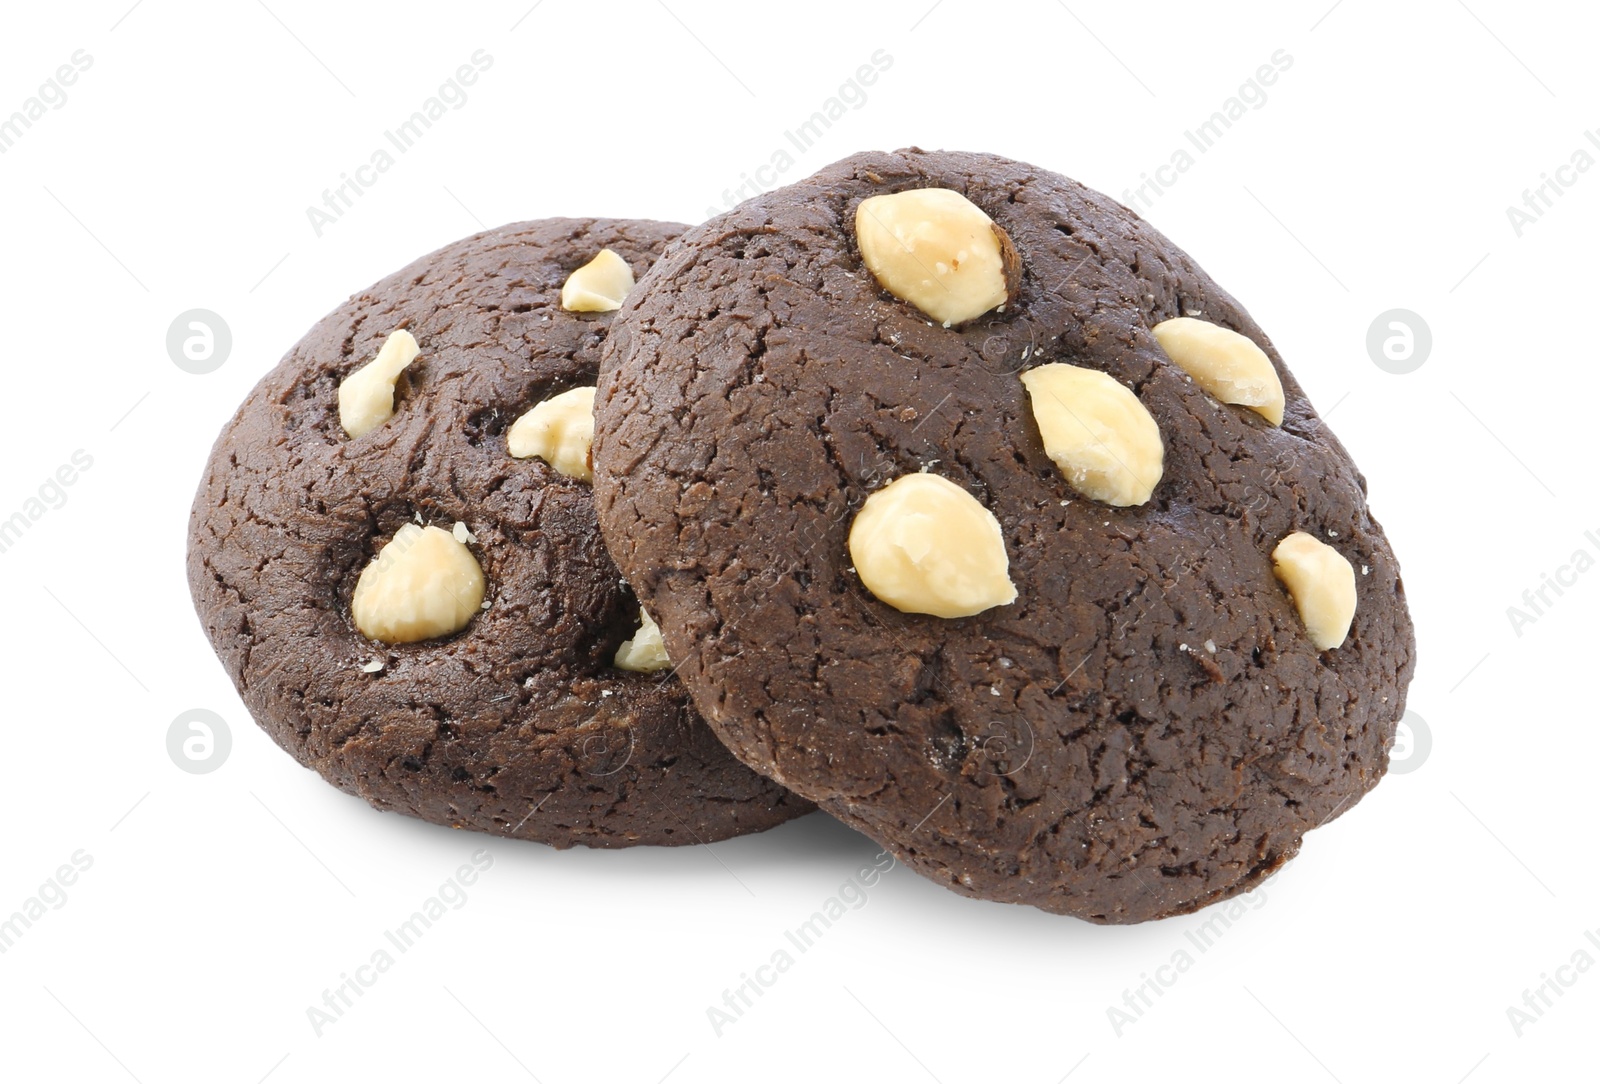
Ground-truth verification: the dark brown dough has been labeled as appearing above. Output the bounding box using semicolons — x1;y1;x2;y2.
187;218;812;848
593;151;1415;919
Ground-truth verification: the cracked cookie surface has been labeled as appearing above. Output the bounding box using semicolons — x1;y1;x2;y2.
187;218;812;848
592;150;1415;919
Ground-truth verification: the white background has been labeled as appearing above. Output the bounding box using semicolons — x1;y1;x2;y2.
1;1;1594;1080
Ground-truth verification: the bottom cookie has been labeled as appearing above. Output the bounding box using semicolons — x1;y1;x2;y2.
187;218;812;846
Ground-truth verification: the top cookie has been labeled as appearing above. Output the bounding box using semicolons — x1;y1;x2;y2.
593;150;1416;920
188;218;810;848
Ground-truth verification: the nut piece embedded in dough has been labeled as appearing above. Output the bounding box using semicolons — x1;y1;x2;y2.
1151;317;1285;425
1020;363;1164;507
614;608;671;672
855;188;1018;327
351;523;486;644
339;330;421;438
1271;531;1357;650
561;249;635;312
507;387;596;481
848;473;1017;619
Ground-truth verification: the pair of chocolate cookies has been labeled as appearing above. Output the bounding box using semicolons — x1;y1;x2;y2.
188;149;1415;922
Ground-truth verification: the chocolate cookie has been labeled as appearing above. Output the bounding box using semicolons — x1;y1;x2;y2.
187;218;811;848
592;150;1416;919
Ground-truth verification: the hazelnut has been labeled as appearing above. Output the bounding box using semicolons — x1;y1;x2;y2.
338;330;420;439
351;523;486;644
1020;363;1164;506
1271;531;1357;650
848;473;1017;619
507;387;596;481
855;188;1018;326
1151;317;1285;425
615;608;671;672
561;249;635;312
